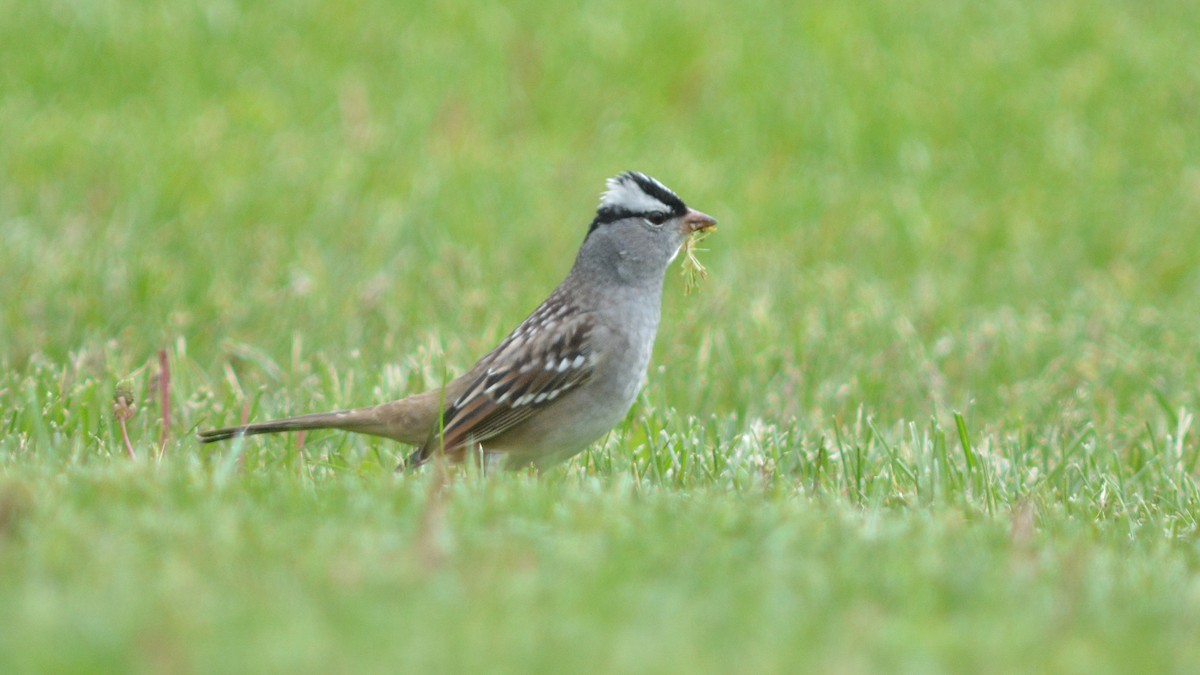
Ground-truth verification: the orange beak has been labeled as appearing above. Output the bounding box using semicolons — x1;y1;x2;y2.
681;209;718;234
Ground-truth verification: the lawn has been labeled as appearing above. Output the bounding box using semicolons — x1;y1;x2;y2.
3;0;1200;672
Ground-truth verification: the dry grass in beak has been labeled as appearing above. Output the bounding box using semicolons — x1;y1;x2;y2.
680;229;713;295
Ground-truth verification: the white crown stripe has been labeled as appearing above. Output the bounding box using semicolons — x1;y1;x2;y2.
598;173;676;215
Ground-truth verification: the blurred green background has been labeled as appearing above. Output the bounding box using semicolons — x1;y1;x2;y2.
4;1;1198;435
3;1;1200;671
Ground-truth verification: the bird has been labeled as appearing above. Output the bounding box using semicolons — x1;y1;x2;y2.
199;171;717;470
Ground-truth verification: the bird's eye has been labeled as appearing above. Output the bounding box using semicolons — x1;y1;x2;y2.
646;212;669;226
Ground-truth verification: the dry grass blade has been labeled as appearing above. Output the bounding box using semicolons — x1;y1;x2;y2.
680;230;712;295
158;348;171;459
113;381;138;460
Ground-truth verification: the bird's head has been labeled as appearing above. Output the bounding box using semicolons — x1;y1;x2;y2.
578;172;716;284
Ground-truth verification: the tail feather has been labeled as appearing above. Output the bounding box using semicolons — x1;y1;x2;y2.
197;410;372;444
197;390;447;447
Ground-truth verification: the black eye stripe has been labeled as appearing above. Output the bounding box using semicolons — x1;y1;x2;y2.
593;207;635;225
588;207;675;233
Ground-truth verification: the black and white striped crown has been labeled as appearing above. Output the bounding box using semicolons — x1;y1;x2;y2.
588;171;687;234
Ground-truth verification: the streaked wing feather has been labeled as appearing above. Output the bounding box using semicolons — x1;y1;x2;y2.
432;313;596;454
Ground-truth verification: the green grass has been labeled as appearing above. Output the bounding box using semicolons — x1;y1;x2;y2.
3;0;1200;672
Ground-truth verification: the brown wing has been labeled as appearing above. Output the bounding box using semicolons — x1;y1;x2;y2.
411;311;597;464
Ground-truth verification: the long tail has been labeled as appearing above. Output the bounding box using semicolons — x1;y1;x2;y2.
198;391;444;446
198;409;378;443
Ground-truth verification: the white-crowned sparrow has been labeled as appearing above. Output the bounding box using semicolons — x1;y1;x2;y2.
199;171;717;470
